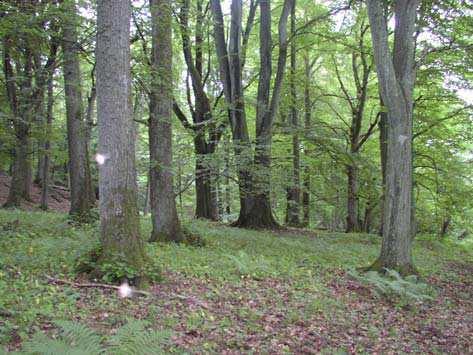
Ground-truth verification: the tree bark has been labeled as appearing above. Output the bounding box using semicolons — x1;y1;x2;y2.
62;1;94;221
366;0;419;275
302;54;312;227
346;164;359;232
96;0;145;274
286;0;301;227
148;0;183;242
40;47;56;210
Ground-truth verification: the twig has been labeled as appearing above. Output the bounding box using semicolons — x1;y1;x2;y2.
45;275;151;297
45;275;196;304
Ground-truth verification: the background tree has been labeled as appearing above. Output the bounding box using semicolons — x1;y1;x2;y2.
148;0;183;242
62;0;94;221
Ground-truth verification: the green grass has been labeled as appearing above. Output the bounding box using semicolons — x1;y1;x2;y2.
1;209;472;353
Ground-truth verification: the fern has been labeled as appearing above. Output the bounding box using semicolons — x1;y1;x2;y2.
14;320;171;355
106;319;171;355
349;268;435;306
19;321;104;355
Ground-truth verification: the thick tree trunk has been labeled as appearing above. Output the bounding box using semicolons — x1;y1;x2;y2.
286;0;301;227
148;0;183;243
367;0;418;275
62;1;94;221
96;0;145;274
194;137;219;220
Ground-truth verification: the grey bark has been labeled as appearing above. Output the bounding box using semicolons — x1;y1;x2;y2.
148;0;183;242
62;0;94;221
366;0;419;274
96;0;145;273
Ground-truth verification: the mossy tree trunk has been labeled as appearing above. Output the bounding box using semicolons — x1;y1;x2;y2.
96;0;146;275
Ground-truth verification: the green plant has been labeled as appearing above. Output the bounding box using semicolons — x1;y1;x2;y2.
13;320;172;355
349;268;436;307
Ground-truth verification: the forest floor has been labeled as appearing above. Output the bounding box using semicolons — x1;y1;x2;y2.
1;210;472;354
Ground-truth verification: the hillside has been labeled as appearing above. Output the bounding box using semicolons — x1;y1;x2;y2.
0;172;70;212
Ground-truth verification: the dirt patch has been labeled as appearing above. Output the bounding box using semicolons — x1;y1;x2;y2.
0;172;70;212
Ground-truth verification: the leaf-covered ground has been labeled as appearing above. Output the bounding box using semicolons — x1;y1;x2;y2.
1;210;472;353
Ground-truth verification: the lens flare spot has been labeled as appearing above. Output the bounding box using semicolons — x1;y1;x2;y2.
95;153;107;165
118;281;132;298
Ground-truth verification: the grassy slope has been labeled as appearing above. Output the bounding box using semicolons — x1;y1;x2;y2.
1;210;472;353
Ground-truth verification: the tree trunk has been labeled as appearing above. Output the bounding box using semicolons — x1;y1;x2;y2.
238;0;293;229
302;55;312;227
378;100;388;236
210;0;254;224
367;0;418;275
96;0;145;274
40;53;56;210
62;1;94;221
346;164;359;232
286;0;301;227
194;137;219;220
148;0;183;243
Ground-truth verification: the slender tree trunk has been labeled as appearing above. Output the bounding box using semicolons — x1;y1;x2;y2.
367;0;418;275
62;1;94;221
40;54;56;210
286;0;301;227
302;55;311;227
96;0;145;275
148;0;183;242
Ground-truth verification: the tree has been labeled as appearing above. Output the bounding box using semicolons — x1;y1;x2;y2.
210;0;255;226
174;0;222;221
148;0;183;242
211;0;293;229
366;0;419;274
285;0;301;227
62;0;95;221
96;0;146;279
2;1;61;208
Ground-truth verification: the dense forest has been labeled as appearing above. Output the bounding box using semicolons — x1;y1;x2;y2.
0;0;472;353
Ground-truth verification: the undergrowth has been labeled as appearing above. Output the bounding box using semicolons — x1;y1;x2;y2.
0;209;472;352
